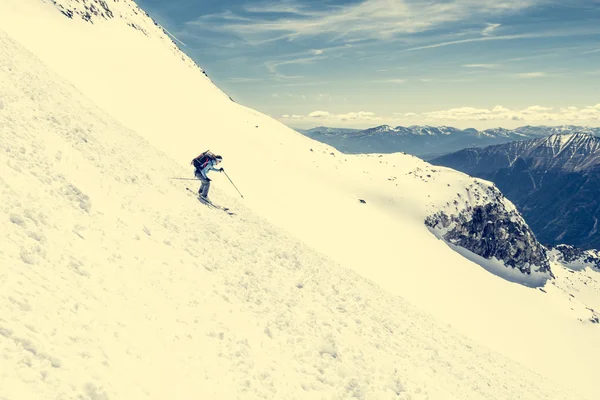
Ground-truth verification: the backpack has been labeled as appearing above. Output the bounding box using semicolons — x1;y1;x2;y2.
191;150;216;171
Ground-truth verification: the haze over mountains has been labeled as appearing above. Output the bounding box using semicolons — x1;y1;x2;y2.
296;125;600;160
431;132;600;250
1;1;600;399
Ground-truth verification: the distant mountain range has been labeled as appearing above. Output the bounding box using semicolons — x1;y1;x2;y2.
430;132;600;250
295;125;600;160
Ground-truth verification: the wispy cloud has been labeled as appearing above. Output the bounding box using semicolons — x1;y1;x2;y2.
402;27;600;52
282;104;600;125
482;23;501;36
463;63;500;68
265;55;323;78
513;71;547;78
188;0;543;43
281;110;380;122
227;77;262;83
372;79;406;84
421;104;600;121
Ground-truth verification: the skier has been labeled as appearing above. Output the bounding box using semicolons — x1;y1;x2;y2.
191;151;224;200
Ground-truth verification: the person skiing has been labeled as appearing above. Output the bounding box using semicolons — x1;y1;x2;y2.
191;151;224;200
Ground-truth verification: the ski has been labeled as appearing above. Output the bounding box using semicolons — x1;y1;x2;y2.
186;188;235;215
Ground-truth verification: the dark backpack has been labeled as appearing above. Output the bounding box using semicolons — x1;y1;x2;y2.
191;150;216;170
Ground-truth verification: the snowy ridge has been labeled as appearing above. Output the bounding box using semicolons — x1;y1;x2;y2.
536;133;600;169
515;125;600;137
1;1;600;398
483;127;529;138
358;125;462;136
433;132;600;173
297;124;562;159
301;124;600;140
0;0;232;145
45;0;204;70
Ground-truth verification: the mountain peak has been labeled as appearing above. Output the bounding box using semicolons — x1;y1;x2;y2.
539;131;600;155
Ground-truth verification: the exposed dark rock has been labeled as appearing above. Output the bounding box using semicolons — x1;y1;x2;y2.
548;244;600;270
426;202;552;276
50;0;115;24
431;133;600;249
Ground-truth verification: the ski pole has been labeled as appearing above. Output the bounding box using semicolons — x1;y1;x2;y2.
169;177;197;181
223;170;244;198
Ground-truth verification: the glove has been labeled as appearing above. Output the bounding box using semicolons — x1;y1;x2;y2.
206;177;211;182
219;168;224;172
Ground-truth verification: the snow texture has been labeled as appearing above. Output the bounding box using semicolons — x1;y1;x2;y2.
0;1;599;399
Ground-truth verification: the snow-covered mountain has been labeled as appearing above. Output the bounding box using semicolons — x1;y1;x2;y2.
297;124;599;160
431;133;600;249
514;125;600;137
298;126;362;136
1;1;599;399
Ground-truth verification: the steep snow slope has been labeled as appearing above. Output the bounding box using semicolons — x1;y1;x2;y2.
0;28;585;400
1;0;599;398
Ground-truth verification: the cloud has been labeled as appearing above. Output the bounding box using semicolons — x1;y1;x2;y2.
514;72;547;78
312;49;324;55
283;110;380;122
337;111;377;121
424;107;493;121
189;0;543;43
402;27;600;52
372;79;406;84
265;56;321;77
227;77;262;83
524;105;553;112
308;111;331;118
283;104;600;126
422;105;600;121
482;23;501;36
463;64;500;68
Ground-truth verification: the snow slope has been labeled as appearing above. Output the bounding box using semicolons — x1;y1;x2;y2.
0;28;584;400
1;1;599;398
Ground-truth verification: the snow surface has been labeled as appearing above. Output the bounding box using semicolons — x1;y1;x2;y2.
0;1;599;399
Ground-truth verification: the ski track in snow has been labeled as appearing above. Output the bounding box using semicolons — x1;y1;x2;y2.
0;27;586;400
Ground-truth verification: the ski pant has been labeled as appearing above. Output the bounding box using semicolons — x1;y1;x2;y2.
195;170;210;197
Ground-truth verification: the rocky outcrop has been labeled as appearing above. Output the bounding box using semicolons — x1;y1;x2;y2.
548;244;600;271
50;0;115;22
426;186;552;278
431;133;600;249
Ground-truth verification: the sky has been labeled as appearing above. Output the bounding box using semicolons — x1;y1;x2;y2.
1;2;599;396
133;0;600;129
